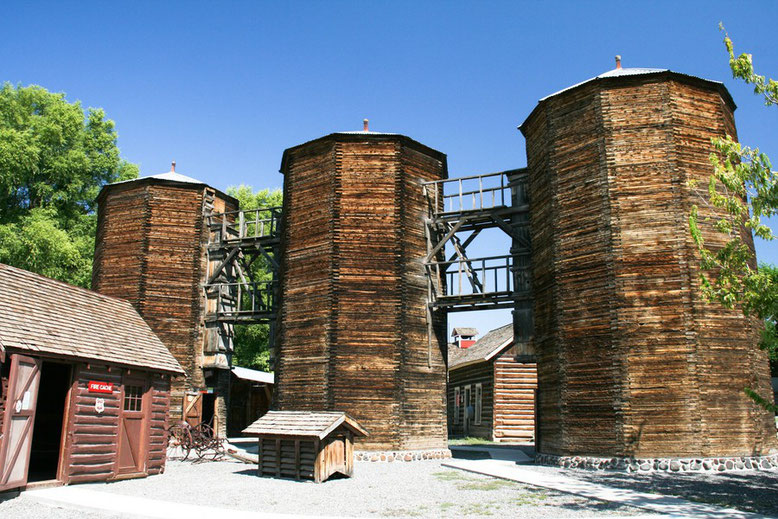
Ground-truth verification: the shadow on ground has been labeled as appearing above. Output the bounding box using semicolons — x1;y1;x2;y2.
560;468;778;516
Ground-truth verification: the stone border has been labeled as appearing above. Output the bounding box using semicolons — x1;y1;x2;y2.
535;452;778;473
355;449;452;462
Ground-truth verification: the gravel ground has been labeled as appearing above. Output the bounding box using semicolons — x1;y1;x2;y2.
0;459;655;519
0;495;122;519
520;465;778;517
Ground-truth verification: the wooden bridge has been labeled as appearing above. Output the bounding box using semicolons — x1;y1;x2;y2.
203;207;282;327
423;169;533;344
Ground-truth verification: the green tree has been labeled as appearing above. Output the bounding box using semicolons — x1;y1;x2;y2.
0;83;138;286
689;26;778;412
226;185;283;372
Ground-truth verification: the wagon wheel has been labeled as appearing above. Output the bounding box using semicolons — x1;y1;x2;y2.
178;426;194;460
193;422;218;459
166;423;193;460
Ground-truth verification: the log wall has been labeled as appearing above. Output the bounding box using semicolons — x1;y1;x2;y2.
276;134;448;451
523;72;778;458
447;362;493;439
93;180;237;427
493;353;536;443
57;363;171;484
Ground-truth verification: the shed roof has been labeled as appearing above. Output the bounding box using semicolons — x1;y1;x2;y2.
449;323;513;371
232;366;274;385
452;327;478;337
0;263;184;374
242;410;368;439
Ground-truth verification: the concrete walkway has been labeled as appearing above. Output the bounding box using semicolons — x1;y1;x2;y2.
442;458;774;519
22;485;342;519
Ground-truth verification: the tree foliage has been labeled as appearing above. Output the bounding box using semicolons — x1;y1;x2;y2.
226;185;283;372
0;83;138;286
689;27;778;412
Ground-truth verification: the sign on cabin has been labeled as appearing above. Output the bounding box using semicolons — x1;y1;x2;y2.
88;381;114;393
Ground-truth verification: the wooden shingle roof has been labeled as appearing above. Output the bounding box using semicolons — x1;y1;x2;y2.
0;263;183;374
242;411;368;439
448;323;513;371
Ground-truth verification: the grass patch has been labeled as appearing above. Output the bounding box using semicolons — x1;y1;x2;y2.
460;502;498;516
513;490;549;506
380;505;427;517
439;502;455;511
458;479;519;491
448;437;495;446
432;470;474;481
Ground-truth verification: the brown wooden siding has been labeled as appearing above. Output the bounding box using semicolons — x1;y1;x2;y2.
493;354;536;442
448;362;493;439
277;135;448;451
56;363;171;484
523;73;778;458
93;181;237;424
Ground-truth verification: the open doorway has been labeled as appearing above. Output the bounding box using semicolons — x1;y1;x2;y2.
27;361;71;483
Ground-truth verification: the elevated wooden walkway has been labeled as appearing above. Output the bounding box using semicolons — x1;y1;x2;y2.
423;169;533;342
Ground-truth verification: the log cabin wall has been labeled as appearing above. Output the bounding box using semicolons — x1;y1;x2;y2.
276;133;448;451
447;362;493;439
492;352;536;443
522;71;778;458
58;363;171;484
93;180;237;430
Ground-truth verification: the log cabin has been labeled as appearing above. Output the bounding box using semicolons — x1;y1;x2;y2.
448;324;537;442
0;263;183;492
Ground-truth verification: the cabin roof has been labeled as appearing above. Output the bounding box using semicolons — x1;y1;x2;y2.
449;323;513;371
452;327;478;337
242;410;369;439
232;366;274;385
0;263;184;374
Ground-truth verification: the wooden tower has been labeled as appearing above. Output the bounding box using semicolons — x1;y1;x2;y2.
520;67;778;459
275;131;449;452
92;166;239;436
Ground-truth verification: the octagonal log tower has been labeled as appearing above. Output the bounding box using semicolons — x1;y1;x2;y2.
276;132;449;453
92;168;239;436
521;68;778;460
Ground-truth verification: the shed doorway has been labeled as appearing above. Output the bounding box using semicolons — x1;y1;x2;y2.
27;361;71;483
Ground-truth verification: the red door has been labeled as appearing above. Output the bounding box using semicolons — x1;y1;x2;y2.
116;377;148;476
0;355;42;491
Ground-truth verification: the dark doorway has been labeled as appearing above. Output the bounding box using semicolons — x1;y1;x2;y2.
28;361;71;482
202;393;216;427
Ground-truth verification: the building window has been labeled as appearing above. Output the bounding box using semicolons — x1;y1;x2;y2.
453;387;460;425
124;385;143;412
474;383;483;425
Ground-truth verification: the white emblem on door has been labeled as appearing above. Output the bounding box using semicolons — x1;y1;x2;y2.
95;398;105;414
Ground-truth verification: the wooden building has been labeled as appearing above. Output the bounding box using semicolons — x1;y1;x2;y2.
448;324;537;442
0;263;183;491
520;66;778;459
243;411;368;483
92;165;239;437
227;367;273;437
275;131;449;453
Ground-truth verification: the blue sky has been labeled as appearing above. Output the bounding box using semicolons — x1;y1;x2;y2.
3;1;777;336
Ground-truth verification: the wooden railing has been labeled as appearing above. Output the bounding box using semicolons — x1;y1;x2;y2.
427;254;530;299
204;280;275;319
423;172;509;214
207;207;282;243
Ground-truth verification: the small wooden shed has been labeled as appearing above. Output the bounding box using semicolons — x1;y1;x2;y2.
242;411;368;483
0;263;183;492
